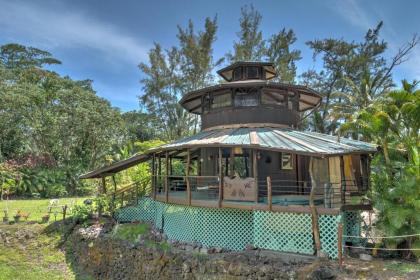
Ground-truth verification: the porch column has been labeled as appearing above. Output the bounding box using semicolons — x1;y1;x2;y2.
218;147;223;208
186;149;191;205
253;149;258;203
339;156;346;204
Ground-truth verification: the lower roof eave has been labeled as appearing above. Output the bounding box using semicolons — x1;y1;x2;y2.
147;143;377;158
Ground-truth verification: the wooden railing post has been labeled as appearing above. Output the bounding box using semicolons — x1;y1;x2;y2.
338;223;343;268
218;147;223;208
267;176;272;211
310;183;322;256
186;149;191;205
165;151;169;203
152;154;156;200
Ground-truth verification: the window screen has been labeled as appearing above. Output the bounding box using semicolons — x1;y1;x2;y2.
233;67;243;81
211;93;232;109
234;90;258;107
246;66;259;79
261;90;286;106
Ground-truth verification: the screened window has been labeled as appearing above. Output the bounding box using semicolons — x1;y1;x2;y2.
261;90;286;106
211;93;231;109
233;67;243;81
234;90;258;107
246;66;259;79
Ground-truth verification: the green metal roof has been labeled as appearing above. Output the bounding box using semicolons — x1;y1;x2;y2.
80;127;376;179
151;127;377;156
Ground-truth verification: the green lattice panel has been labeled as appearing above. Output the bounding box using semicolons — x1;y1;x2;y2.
319;214;341;259
253;211;314;255
162;204;253;251
343;211;365;246
116;197;157;223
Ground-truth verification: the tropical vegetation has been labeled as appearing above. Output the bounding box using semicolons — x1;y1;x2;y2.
0;5;419;254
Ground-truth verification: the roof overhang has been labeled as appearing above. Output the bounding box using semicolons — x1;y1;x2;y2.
79;154;151;179
179;81;322;114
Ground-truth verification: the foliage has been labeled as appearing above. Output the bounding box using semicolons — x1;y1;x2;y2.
340;83;420;256
71;204;93;223
227;5;301;84
0;43;125;195
227;5;265;62
139;17;221;140
302;23;418;133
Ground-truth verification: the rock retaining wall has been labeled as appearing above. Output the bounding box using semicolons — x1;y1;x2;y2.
67;223;314;280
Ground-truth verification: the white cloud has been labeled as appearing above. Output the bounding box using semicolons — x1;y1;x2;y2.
0;0;150;64
328;0;374;31
326;0;420;80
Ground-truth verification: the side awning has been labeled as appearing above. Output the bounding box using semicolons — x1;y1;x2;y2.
79;154;151;179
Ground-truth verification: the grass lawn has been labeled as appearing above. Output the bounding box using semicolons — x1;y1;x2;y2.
0;223;82;280
0;197;91;223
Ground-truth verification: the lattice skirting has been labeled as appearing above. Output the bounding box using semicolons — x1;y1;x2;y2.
116;197;344;258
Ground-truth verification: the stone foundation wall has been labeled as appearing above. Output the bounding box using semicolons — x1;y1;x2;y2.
67;224;310;280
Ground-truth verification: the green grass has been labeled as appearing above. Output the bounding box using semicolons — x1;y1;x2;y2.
112;223;149;242
385;261;420;273
0;197;90;222
0;223;76;280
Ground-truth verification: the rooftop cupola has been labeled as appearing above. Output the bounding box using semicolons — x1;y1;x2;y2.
180;61;322;130
217;61;277;82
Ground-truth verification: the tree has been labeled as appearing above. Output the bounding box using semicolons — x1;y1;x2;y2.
339;82;420;256
0;43;125;195
266;28;301;83
226;5;265;62
302;22;418;133
139;17;221;138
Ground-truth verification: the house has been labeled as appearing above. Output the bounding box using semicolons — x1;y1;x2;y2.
81;61;376;258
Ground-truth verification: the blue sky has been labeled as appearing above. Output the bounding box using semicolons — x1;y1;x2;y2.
1;0;419;111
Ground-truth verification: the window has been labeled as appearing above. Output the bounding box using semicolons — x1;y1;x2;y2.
233;67;243;81
261;89;286;106
234;89;258;107
280;153;293;170
246;66;259;79
211;92;231;109
233;148;252;178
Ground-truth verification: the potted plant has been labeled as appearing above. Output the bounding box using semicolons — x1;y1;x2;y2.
41;213;50;223
13;210;22;223
2;210;8;223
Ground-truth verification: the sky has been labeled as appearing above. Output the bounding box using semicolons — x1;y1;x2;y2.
0;0;419;111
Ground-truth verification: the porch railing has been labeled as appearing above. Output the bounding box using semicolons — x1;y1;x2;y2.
153;175;369;210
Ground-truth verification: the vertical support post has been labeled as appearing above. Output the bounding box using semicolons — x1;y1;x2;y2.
310;183;322;256
253;150;258;203
165;151;169;203
267;176;272;211
338;223;343;268
339;156;346;205
100;177;106;194
152;154;156;200
229;148;234;177
186;149;191;205
218;147;223;208
158;155;162;194
62;205;67;220
111;176;116;214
